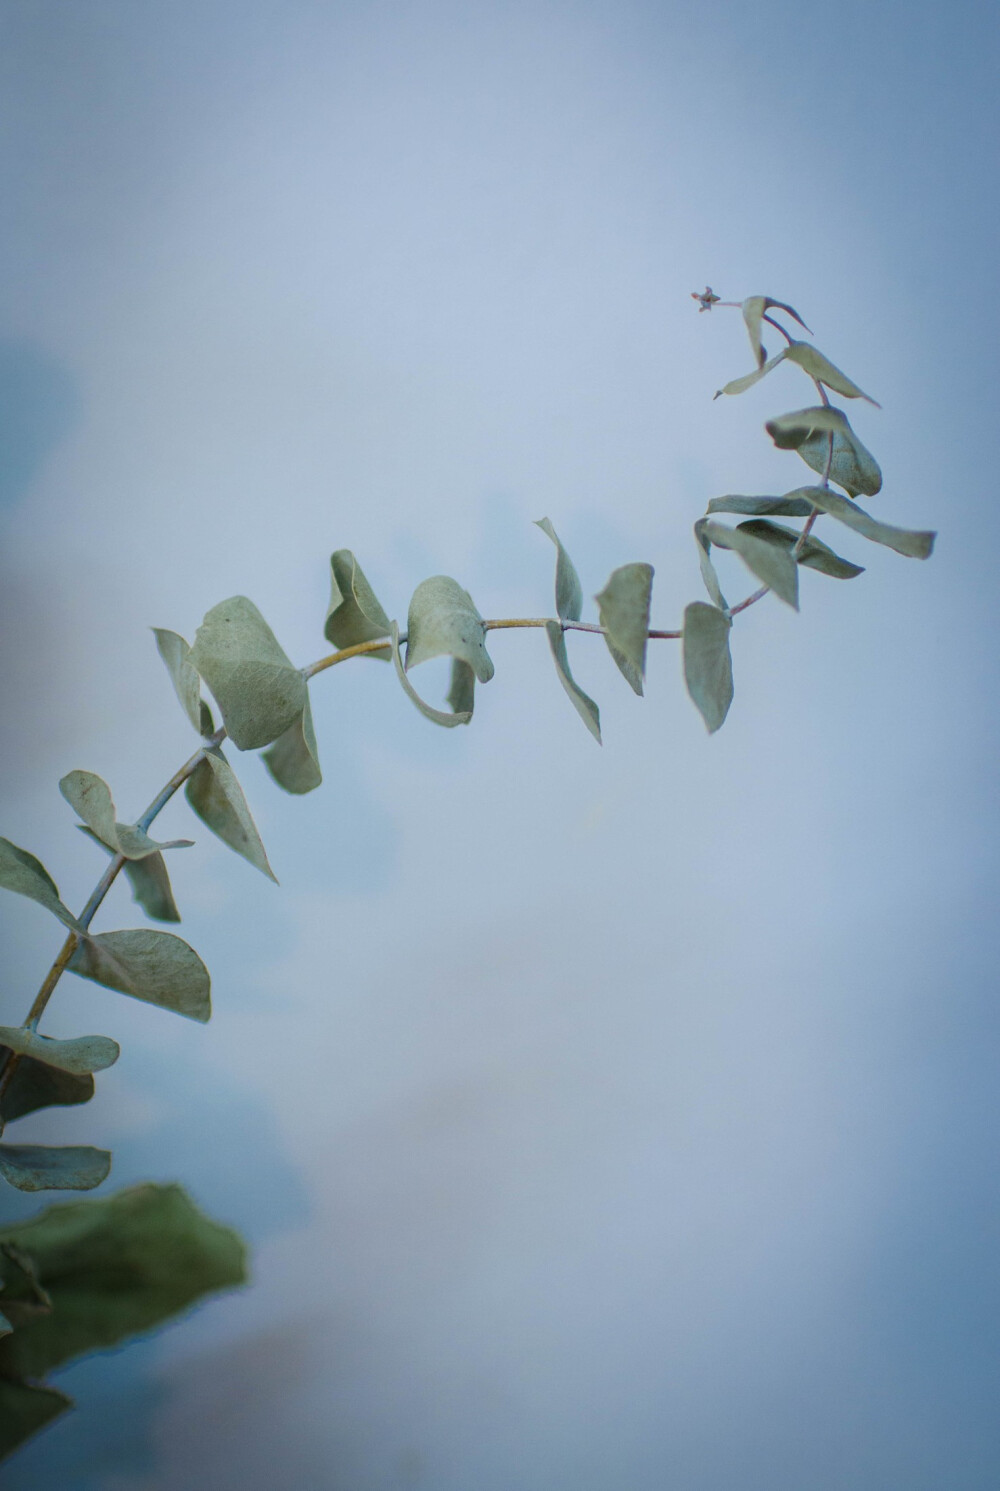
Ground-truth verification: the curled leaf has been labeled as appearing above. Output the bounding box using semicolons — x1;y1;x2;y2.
595;563;654;695
190;596;307;751
390;622;472;727
185;748;276;881
324;550;392;657
765;407;882;498
0;839;78;931
706;493;816;518
0;1145;111;1193
263;694;322;794
534;517;583;621
405;577;495;682
742;295;811;367
683;602;734;733
60;771;192;861
545;622;601;743
69;930;211;1023
735;519;864;579
152;629;209;734
0;1028;119;1077
701;520;799;609
795;487;935;560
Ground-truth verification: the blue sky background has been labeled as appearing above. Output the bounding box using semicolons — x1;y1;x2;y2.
1;2;998;1487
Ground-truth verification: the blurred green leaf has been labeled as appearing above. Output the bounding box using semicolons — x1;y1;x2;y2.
324;551;392;657
190;596;307;751
79;829;181;922
390;622;472;727
0;1182;246;1379
683;602;734;733
151;629;208;735
715;348;787;398
185;748;276;881
706;493;815;518
0;1379;71;1458
796;486;935;559
405;577;495;682
60;771;192;861
701;520;799;609
693;521;729;612
784;342;879;405
0;839;78;931
765;406;882;498
0;1052;93;1126
69;930;211;1023
735;519;865;579
0;1028;118;1077
534;517;583;621
262;694;322;795
741;295;811;367
545;622;601;743
595;563;654;695
0;1145;111;1193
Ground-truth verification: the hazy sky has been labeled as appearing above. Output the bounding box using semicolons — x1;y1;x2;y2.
2;2;998;1487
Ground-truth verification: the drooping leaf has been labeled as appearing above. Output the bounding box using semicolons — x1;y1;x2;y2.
545;622;601;743
324;550;392;657
262;693;322;795
714;348;787;399
784;342;879;405
0;1378;72;1460
701;520;799;609
595;563;654;695
765;406;882;498
0;1183;246;1382
60;771;192;861
706;493;816;518
390;622;472;727
0;1051;94;1126
69;930;211;1023
0;1028;119;1077
794;486;935;559
0;839;79;931
693;521;729;611
0;1145;111;1193
185;748;276;881
405;577;495;682
735;519;865;579
190;596;307;751
79;829;181;923
741;295;811;367
151;628;208;734
683;602;734;733
535;517;583;621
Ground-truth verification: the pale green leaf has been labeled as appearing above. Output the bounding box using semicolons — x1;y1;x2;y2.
446;659;476;716
714;348;787;399
741;296;811;369
185;748;276;881
735;519;865;579
405;577;495;683
0;1145;111;1193
765;406;882;498
545;622;601;743
595;563;653;695
0;839;78;931
390;622;472;727
706;494;815;518
324;550;392;658
0;1028;119;1077
784;341;879;405
262;693;322;795
79;829;181;923
683;602;734;733
190;596;307;750
152;628;206;734
693;521;729;611
0;1052;93;1126
69;930;211;1023
701;520;799;609
795;486;935;559
0;1183;246;1382
60;771;192;861
534;517;583;621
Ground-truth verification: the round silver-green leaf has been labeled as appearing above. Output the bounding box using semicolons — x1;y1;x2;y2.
69;930;211;1023
190;596;307;751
